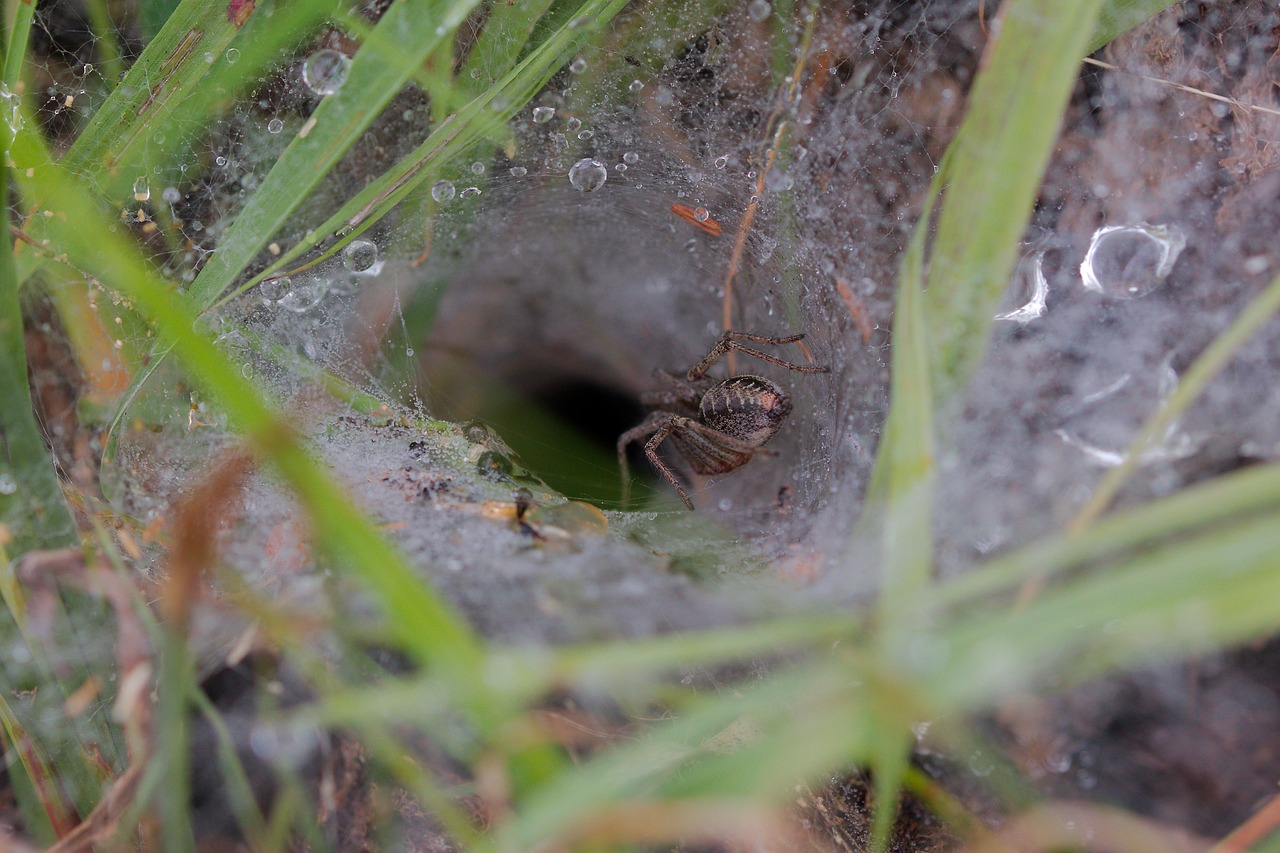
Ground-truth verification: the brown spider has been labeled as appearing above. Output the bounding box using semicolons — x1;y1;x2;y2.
618;331;829;509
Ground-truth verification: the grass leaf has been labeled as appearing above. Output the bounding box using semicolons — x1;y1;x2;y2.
922;0;1104;408
1089;0;1180;54
0;162;76;555
187;0;486;311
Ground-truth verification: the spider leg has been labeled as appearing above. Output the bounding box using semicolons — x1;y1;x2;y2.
643;419;694;509
617;412;673;506
686;331;829;380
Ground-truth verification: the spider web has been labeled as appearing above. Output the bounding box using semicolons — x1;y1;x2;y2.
25;0;1280;834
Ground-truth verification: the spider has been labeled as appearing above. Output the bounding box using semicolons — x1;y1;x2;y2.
617;331;829;509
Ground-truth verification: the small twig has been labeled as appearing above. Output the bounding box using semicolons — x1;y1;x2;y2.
721;3;821;371
1082;56;1280;119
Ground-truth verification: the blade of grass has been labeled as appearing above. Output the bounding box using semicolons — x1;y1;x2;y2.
187;0;486;311
926;459;1280;612
861;2;1104;839
868;162;943;614
206;0;632;311
922;0;1104;410
1070;269;1280;533
0;693;73;844
15;0;338;286
60;0;245;185
1088;0;1180;55
931;512;1280;709
0;158;77;555
455;0;555;98
490;658;891;852
8;114;490;709
154;630;198;853
3;0;35;88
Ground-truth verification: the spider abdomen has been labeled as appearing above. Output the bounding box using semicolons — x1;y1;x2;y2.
699;375;791;447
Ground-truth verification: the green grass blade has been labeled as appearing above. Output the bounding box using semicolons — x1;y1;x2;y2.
3;0;35;87
1072;269;1280;531
927;460;1280;613
0;164;76;554
1089;0;1180;54
154;630;198;853
16;0;337;286
490;660;884;851
870;168;941;614
60;0;245;185
456;0;555;97
207;0;631;310
187;0;486;311
8;115;488;702
922;0;1104;410
932;513;1280;709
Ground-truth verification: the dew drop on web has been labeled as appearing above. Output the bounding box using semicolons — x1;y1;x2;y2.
302;48;351;96
568;158;607;192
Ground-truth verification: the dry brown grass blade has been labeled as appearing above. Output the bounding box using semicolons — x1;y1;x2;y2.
548;798;806;851
44;762;144;853
1211;791;1280;853
12;549;156;843
163;449;254;632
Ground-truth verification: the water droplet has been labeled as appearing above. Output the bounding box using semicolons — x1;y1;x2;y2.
342;240;378;272
302;48;350;95
1079;223;1186;298
615;163;627;172
622;151;639;165
132;177;150;202
260;276;289;301
565;117;582;132
629;79;644;92
460;186;481;198
577;130;593;140
569;57;587;74
278;280;328;313
764;168;794;192
714;155;728;169
241;363;253;379
225;48;240;64
747;0;772;20
654;86;674;106
267;118;284;134
431;180;456;202
693;207;709;222
717;498;733;512
470;161;485;175
0;473;16;495
509;166;528;177
994;251;1049;323
214;155;228;167
161;186;181;204
532;105;556;124
568;158;607;192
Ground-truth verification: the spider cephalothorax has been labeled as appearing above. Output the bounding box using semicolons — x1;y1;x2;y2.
617;331;828;509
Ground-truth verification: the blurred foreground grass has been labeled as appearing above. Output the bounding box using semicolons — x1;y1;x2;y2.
6;0;1280;851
